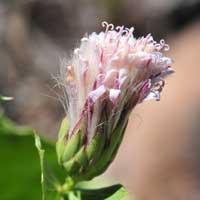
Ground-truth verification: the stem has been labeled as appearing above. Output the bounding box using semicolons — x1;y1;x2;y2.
57;177;76;196
68;191;81;200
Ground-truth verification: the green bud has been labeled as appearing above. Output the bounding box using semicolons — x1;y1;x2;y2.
56;116;128;182
80;118;128;180
62;130;84;162
56;118;69;164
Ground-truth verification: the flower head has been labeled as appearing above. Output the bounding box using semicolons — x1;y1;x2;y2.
56;22;174;181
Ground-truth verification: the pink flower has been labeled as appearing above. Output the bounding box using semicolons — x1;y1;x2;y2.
59;21;173;141
56;22;173;181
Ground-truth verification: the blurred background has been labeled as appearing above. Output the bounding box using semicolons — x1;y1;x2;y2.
1;0;200;199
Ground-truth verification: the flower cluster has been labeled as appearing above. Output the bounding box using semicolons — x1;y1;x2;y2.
56;22;173;181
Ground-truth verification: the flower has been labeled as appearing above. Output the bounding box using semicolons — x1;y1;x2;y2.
56;21;174;181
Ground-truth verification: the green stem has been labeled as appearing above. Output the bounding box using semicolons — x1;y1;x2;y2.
57;177;76;196
68;191;81;200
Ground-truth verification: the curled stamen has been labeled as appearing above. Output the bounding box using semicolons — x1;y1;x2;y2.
160;39;165;45
108;24;114;31
114;26;124;46
102;21;114;34
163;44;170;51
160;39;166;49
115;26;123;32
115;26;124;36
159;39;170;51
101;21;108;28
122;28;129;36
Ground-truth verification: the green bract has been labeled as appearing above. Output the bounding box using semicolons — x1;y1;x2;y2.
56;117;128;181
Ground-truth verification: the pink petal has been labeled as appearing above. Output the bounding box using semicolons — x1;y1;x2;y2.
109;89;121;104
89;85;107;102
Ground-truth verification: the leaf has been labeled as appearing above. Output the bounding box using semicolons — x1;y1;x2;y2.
34;133;64;200
77;184;128;200
35;134;45;200
105;186;128;200
0;115;33;136
0;95;13;101
68;191;81;200
0;123;42;200
0;115;65;200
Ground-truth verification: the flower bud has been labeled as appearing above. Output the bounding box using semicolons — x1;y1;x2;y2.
56;22;174;181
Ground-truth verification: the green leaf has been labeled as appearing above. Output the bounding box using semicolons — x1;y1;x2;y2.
34;133;67;200
0;121;41;200
0;115;33;136
77;184;128;200
0;95;13;101
68;191;81;200
0;115;65;200
105;186;128;200
35;134;45;200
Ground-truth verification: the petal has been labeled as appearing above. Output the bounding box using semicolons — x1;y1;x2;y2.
109;89;121;104
89;85;107;102
104;69;119;88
